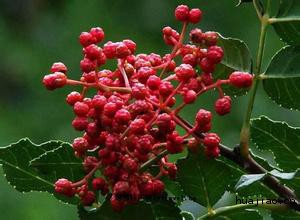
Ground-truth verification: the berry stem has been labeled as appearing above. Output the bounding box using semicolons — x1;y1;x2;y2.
198;201;288;220
118;59;131;88
159;22;188;77
66;79;132;93
72;162;101;187
240;6;269;158
139;138;192;172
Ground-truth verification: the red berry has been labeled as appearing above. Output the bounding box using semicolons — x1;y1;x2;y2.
110;195;126;212
92;95;107;110
175;64;195;82
152;180;165;195
207;46;224;63
43;72;67;90
130;119;146;134
166;131;184;154
204;31;218;46
196;109;212;126
81;191;95;206
72;137;88;152
182;54;197;67
80;58;96;72
203;133;220;149
146;75;161;90
90;27;105;42
201;72;214;86
84;44;102;60
167;164;177;180
79;32;96;47
123;158;138;173
123;39;136;54
54;178;75;197
116;43;131;58
190;28;203;43
229;71;253;88
175;5;190;22
200;57;215;73
83;156;98;172
159;81;174;97
51;62;67;74
188;8;202;24
92;177;106;191
183;90;197;104
73;101;90;116
215;96;231;116
113;181;130;198
103;42;118;59
103;102;118;117
72;117;88;131
66;91;83;105
115;109;131;124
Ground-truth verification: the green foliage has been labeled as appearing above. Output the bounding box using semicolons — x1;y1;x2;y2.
0;138;80;204
272;0;300;45
78;198;181;220
30;143;84;182
215;210;262;220
235;170;300;190
251;116;300;171
263;46;300;111
177;152;236;207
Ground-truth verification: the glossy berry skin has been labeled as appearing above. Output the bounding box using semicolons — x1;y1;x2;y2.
79;32;96;47
204;133;220;149
84;44;102;60
229;71;253;88
183;90;197;104
196;109;212;126
54;178;75;197
175;5;190;22
147;75;161;90
72;137;88;152
175;64;195;82
90;27;105;42
188;8;202;24
81;191;96;206
43;72;67;90
215;96;231;116
92;177;106;191
51;62;67;74
73;102;90;116
115;109;131;124
66;92;83;105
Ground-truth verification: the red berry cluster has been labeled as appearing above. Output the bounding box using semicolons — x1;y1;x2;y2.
43;5;253;212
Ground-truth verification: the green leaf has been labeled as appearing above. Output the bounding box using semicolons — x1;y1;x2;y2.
0;138;62;192
177;152;236;207
235;169;300;190
181;211;194;220
215;34;252;96
0;138;81;204
218;157;276;199
272;0;300;45
216;209;263;220
235;174;266;190
162;176;185;204
30;143;84;182
78;198;182;220
251;116;300;171
263;46;300;111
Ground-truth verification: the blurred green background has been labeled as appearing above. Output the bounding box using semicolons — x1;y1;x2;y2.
0;0;299;219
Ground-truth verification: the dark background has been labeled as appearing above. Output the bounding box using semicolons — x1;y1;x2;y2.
0;0;299;219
